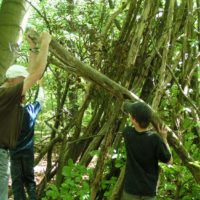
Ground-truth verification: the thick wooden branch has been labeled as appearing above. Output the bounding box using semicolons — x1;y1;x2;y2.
50;39;141;101
49;39;200;183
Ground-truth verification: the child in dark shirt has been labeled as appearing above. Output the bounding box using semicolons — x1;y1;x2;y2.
122;101;172;200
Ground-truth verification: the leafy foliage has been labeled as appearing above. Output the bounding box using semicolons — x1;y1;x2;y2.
42;159;92;200
158;164;200;200
1;0;199;199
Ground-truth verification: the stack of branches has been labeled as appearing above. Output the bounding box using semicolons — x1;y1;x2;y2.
30;0;200;199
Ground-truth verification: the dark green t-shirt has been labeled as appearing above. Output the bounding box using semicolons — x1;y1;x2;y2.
0;82;23;148
123;126;171;196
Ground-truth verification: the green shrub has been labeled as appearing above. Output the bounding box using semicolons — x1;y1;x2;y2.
42;159;92;200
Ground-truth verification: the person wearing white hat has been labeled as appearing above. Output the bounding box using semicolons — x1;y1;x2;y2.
10;79;45;200
5;64;30;79
0;31;51;200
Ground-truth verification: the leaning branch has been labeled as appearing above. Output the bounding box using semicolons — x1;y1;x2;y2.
49;39;200;183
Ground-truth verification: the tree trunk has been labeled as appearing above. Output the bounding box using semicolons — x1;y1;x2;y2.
0;0;30;82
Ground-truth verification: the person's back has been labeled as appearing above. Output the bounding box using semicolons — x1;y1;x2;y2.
122;101;172;200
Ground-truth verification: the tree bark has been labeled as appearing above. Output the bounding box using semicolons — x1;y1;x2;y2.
0;0;30;82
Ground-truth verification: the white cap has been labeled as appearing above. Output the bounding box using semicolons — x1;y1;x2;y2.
6;64;29;79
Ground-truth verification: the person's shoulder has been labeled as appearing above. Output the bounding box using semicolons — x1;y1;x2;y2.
146;130;160;138
147;130;163;144
0;82;23;98
124;125;133;130
25;101;41;109
35;100;42;106
10;82;24;93
24;103;33;111
123;125;134;135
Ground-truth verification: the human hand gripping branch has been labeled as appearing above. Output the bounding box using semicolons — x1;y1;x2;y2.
158;125;173;165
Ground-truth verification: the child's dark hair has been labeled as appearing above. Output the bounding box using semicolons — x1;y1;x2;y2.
123;101;152;128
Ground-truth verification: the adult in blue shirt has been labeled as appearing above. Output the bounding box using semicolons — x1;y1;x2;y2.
10;82;44;200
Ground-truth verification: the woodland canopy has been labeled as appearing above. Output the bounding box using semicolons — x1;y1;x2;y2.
0;0;199;199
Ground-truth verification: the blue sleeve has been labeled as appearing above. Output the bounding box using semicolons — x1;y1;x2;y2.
25;101;42;121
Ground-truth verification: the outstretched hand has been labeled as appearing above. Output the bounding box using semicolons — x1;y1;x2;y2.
26;30;51;48
158;124;168;140
26;29;39;47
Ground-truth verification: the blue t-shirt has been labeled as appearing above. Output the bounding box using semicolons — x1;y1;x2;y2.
123;126;171;196
10;101;41;157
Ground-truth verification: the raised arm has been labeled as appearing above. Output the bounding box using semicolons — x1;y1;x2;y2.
159;126;173;165
22;32;51;95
